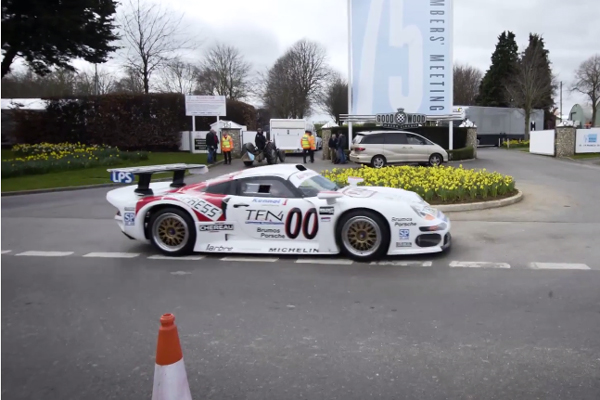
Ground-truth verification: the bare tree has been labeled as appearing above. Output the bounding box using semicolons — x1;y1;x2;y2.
453;63;483;105
112;66;145;93
74;67;118;95
571;54;600;127
119;0;196;93
318;71;348;124
195;43;252;100
156;58;199;94
261;39;330;118
505;36;556;139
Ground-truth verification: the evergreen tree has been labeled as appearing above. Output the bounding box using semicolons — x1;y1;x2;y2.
476;31;519;107
524;34;556;112
1;0;120;78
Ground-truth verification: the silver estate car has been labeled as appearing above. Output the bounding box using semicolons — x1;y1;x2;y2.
349;130;449;168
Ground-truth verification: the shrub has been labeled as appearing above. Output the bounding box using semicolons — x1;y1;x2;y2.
448;146;474;161
2;142;148;178
501;139;530;148
321;164;517;204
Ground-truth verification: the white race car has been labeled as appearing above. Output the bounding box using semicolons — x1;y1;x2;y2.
106;163;451;261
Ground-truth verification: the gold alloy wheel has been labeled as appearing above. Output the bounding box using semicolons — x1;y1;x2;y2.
341;216;383;257
152;213;190;252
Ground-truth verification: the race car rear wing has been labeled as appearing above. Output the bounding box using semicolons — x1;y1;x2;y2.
108;163;208;195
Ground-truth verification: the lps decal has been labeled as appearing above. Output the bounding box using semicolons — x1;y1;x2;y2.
124;212;135;226
319;206;335;215
268;248;318;253
199;223;234;232
399;229;410;240
205;244;233;252
285;208;319;240
181;197;223;221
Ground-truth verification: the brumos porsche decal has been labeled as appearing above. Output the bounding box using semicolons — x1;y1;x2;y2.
244;207;319;240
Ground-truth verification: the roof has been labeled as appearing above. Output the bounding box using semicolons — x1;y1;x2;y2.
207;163;309;183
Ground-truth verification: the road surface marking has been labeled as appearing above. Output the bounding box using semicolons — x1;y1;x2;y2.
148;255;205;260
170;271;193;275
83;252;140;258
449;261;511;268
15;251;74;257
370;261;432;267
1;250;12;254
529;262;590;270
220;257;279;262
295;258;354;265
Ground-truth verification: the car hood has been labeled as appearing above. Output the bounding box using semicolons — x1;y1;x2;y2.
338;185;428;205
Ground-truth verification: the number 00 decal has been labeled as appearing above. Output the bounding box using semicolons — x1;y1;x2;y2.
285;208;318;240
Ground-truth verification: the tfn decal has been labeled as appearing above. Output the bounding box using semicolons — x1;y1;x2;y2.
399;229;410;240
245;209;285;225
319;206;334;215
124;212;135;226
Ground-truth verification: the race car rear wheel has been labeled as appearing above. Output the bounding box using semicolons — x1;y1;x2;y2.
337;210;390;261
149;207;196;256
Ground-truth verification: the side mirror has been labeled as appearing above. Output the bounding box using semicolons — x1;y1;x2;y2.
317;190;344;204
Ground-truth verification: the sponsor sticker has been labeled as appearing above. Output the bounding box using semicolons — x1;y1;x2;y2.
341;187;376;198
205;244;233;252
179;196;223;221
199;223;234;232
251;198;287;206
396;241;412;248
257;227;285;239
124;212;135;226
320;216;331;222
124;206;136;211
245;209;285;225
399;229;410;240
392;217;416;227
268;248;318;253
319;206;335;215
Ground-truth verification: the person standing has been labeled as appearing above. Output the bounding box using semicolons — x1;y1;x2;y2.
255;127;266;151
205;129;219;164
336;132;347;164
221;131;233;164
328;132;338;163
301;130;315;164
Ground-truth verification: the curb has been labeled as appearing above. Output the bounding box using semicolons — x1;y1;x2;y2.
1;160;225;197
437;189;524;212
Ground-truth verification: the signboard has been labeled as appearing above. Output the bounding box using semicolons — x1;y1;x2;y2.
185;95;226;116
376;108;426;129
349;0;454;116
575;128;600;154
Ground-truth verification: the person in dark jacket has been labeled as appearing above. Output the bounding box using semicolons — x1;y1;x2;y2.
205;129;219;163
336;132;347;164
255;128;266;151
328;133;338;163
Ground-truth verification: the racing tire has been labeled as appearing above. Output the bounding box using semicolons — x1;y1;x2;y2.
428;153;443;167
265;142;278;165
371;155;386;169
243;161;254;167
243;142;257;154
336;209;390;262
149;207;196;256
277;149;286;162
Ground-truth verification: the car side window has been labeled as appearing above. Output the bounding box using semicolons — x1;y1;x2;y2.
362;134;385;144
204;181;234;195
406;134;427;145
384;133;407;144
239;178;296;198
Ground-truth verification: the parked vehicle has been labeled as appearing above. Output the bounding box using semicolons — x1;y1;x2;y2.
349;130;448;168
270;119;315;154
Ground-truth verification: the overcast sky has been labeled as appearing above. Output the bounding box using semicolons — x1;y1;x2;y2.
70;0;600;122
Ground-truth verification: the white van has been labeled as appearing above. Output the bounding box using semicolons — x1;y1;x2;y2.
270;119;315;154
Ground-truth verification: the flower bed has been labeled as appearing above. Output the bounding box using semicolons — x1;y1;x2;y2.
2;142;148;178
501;139;529;148
321;165;517;205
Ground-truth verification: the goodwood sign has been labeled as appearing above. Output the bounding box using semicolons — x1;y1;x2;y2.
376;108;427;129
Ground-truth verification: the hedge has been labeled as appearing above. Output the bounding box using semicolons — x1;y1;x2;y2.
11;94;258;151
325;125;468;150
448;146;474;161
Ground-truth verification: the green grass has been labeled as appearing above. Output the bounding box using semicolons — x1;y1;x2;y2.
571;153;600;159
1;152;208;192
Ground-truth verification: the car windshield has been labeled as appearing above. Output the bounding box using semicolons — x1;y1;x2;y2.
290;171;339;197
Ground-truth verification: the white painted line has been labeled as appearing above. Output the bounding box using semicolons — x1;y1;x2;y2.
449;261;511;269
15;251;74;257
83;252;140;258
1;250;12;254
148;255;205;260
295;258;354;265
370;261;432;267
529;262;591;270
220;257;279;263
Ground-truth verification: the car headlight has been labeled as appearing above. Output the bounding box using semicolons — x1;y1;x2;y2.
419;222;447;232
410;204;437;221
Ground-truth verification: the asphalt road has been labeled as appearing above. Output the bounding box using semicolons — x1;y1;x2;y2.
2;149;600;399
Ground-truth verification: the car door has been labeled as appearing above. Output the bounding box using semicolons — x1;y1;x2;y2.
225;176;320;251
405;133;434;162
382;132;416;163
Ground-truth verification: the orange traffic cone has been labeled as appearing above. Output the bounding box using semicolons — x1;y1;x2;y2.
151;313;193;400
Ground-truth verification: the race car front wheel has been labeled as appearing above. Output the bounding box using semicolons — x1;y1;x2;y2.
149;207;196;256
336;210;390;261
